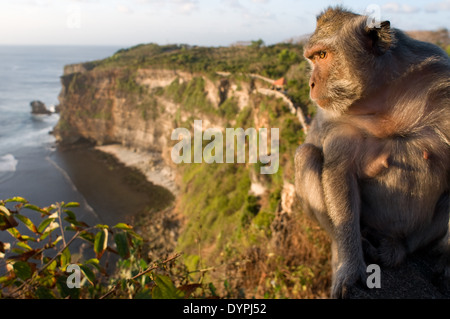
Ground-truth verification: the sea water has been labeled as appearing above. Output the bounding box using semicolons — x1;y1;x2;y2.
0;45;123;236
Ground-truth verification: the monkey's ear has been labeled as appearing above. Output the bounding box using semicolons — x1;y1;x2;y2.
365;20;392;56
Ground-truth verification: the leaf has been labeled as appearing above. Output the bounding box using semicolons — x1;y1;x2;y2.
95;224;109;229
85;258;102;272
127;230;143;241
178;284;203;298
94;228;108;259
48;211;59;219
23;204;44;213
35;287;56;299
79;231;95;243
61;247;71;269
79;264;95;286
134;288;152;299
152;275;185;299
56;276;80;299
13;261;33;281
64;210;77;220
0;275;13;285
19;235;36;242
0;205;11;216
5;197;28;204
63;202;80;208
0;215;18;231
16;214;38;233
47;260;58;271
51;236;63;247
16;242;32;252
64;211;89;228
113;223;133;230
41;204;56;215
114;232;130;259
0;206;18;231
6;228;22;241
39;220;59;241
37;218;55;233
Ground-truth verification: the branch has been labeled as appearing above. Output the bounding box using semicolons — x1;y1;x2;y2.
6;230;81;298
99;253;182;299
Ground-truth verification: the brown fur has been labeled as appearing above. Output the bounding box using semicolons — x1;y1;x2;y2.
295;6;450;298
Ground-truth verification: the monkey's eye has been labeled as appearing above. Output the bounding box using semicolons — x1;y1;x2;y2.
318;51;327;59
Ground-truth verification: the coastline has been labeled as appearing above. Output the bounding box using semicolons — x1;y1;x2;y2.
53;140;180;259
95;144;178;195
53;141;175;226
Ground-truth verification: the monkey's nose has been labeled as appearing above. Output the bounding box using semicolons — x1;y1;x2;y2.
310;82;315;89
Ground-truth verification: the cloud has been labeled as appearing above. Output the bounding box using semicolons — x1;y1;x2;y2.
221;0;244;10
134;0;198;15
172;0;198;14
381;2;419;14
117;4;133;14
425;0;450;12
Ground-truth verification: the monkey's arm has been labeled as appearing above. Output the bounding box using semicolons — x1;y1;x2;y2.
321;126;367;298
294;115;332;233
294;144;330;231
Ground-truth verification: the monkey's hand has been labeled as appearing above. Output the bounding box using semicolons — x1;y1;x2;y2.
331;260;367;299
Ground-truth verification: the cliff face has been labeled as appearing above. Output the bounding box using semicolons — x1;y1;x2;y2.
53;43;326;298
55;66;260;194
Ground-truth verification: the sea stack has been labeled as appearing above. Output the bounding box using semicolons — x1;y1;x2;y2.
30;100;52;115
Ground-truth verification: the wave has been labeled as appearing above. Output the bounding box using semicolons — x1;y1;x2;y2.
0;124;56;151
0;154;18;184
0;154;18;172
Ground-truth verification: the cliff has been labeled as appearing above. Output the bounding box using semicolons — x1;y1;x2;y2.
53;42;449;299
53;43;330;298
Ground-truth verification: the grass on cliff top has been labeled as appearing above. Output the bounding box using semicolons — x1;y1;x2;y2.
91;41;304;80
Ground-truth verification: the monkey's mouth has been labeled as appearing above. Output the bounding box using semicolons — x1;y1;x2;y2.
310;92;331;109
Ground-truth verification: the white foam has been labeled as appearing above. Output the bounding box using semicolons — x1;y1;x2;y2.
0;154;18;172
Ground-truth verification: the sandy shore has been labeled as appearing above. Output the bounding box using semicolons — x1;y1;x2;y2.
95;144;178;195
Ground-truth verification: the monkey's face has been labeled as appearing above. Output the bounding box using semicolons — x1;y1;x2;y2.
304;7;393;114
304;46;334;109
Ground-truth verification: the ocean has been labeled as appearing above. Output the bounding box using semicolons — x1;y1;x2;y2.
0;45;140;237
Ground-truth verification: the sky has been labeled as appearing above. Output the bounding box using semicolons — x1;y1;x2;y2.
0;0;449;47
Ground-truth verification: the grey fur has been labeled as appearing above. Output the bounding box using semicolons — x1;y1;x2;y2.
295;7;450;298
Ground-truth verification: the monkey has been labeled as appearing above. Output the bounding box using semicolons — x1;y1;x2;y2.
294;7;450;298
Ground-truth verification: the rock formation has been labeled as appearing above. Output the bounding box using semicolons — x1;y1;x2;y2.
30;100;52;115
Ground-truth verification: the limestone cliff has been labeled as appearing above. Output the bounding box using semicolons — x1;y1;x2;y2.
53;43;320;298
55;65;270;194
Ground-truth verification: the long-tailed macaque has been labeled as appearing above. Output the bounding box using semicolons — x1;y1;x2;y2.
294;7;450;298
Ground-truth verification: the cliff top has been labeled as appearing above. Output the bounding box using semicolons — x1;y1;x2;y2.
64;41;305;83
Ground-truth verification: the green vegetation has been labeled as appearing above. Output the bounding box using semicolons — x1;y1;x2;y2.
168;88;324;298
90;42;305;80
0;197;215;299
164;77;215;115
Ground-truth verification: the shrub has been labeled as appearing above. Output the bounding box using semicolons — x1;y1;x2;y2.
0;197;211;299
